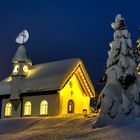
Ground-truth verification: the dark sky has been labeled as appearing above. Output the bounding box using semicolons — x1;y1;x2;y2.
0;0;139;90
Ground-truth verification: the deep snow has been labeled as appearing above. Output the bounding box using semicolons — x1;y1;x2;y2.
0;115;140;140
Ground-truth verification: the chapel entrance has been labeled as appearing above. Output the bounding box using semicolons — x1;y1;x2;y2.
68;100;74;113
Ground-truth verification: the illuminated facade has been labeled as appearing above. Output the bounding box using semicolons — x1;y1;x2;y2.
0;46;96;119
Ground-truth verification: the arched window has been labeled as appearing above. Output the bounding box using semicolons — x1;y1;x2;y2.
24;101;32;116
40;100;48;115
68;100;74;113
5;103;12;116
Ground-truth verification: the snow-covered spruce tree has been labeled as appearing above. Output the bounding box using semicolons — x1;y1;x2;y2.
96;14;140;126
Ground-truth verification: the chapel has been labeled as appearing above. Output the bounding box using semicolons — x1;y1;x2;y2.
0;45;96;119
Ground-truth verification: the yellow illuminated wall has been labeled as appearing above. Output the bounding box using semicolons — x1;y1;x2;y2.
59;73;90;115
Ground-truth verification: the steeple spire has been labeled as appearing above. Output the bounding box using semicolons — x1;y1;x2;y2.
12;45;32;65
11;45;32;77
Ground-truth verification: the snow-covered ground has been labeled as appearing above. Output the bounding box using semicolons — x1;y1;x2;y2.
0;114;140;140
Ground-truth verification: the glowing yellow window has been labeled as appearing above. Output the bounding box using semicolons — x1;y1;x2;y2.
5;103;12;116
23;65;28;73
13;65;19;74
40;100;48;115
24;101;32;116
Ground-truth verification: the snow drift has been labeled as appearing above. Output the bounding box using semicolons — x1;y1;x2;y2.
0;115;140;140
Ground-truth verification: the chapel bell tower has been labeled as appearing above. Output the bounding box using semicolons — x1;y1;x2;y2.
10;30;31;111
12;45;32;77
11;30;32;77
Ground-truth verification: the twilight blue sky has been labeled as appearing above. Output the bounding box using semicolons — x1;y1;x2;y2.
0;0;140;90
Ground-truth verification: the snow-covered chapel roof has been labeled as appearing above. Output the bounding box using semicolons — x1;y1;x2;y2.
0;58;95;97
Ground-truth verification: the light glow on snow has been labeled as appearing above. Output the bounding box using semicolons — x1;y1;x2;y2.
6;76;12;82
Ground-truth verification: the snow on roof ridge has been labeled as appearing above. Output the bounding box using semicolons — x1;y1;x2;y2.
31;58;82;68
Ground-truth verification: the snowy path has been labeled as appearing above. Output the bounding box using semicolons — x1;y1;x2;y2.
0;115;140;140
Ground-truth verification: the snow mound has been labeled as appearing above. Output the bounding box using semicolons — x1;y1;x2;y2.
0;115;140;140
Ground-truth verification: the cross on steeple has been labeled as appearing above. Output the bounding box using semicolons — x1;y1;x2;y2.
21;31;27;44
15;30;29;44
